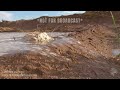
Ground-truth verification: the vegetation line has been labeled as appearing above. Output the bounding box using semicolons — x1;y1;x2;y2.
110;11;116;28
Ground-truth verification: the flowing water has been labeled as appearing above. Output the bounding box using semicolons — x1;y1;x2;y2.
0;32;72;56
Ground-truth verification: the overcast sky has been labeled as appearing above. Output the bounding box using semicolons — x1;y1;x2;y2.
0;11;86;21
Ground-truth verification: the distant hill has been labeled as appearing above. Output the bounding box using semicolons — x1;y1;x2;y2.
0;11;120;32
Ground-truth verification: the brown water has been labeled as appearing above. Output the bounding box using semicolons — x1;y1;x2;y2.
0;32;72;56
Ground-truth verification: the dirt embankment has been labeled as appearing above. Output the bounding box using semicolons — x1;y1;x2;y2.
70;24;117;58
47;24;117;59
0;24;120;79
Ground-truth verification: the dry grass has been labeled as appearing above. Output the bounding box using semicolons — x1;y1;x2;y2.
0;27;16;32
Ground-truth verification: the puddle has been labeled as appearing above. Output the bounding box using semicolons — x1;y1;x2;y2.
112;49;120;56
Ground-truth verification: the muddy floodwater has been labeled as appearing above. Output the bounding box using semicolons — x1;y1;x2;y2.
0;32;119;57
0;32;72;56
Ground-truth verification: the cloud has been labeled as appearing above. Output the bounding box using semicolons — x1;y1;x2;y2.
58;11;86;15
0;11;13;21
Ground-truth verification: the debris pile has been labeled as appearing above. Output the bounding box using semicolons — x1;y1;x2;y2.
24;32;54;44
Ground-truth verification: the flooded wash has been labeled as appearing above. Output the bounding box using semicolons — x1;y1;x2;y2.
0;32;72;56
